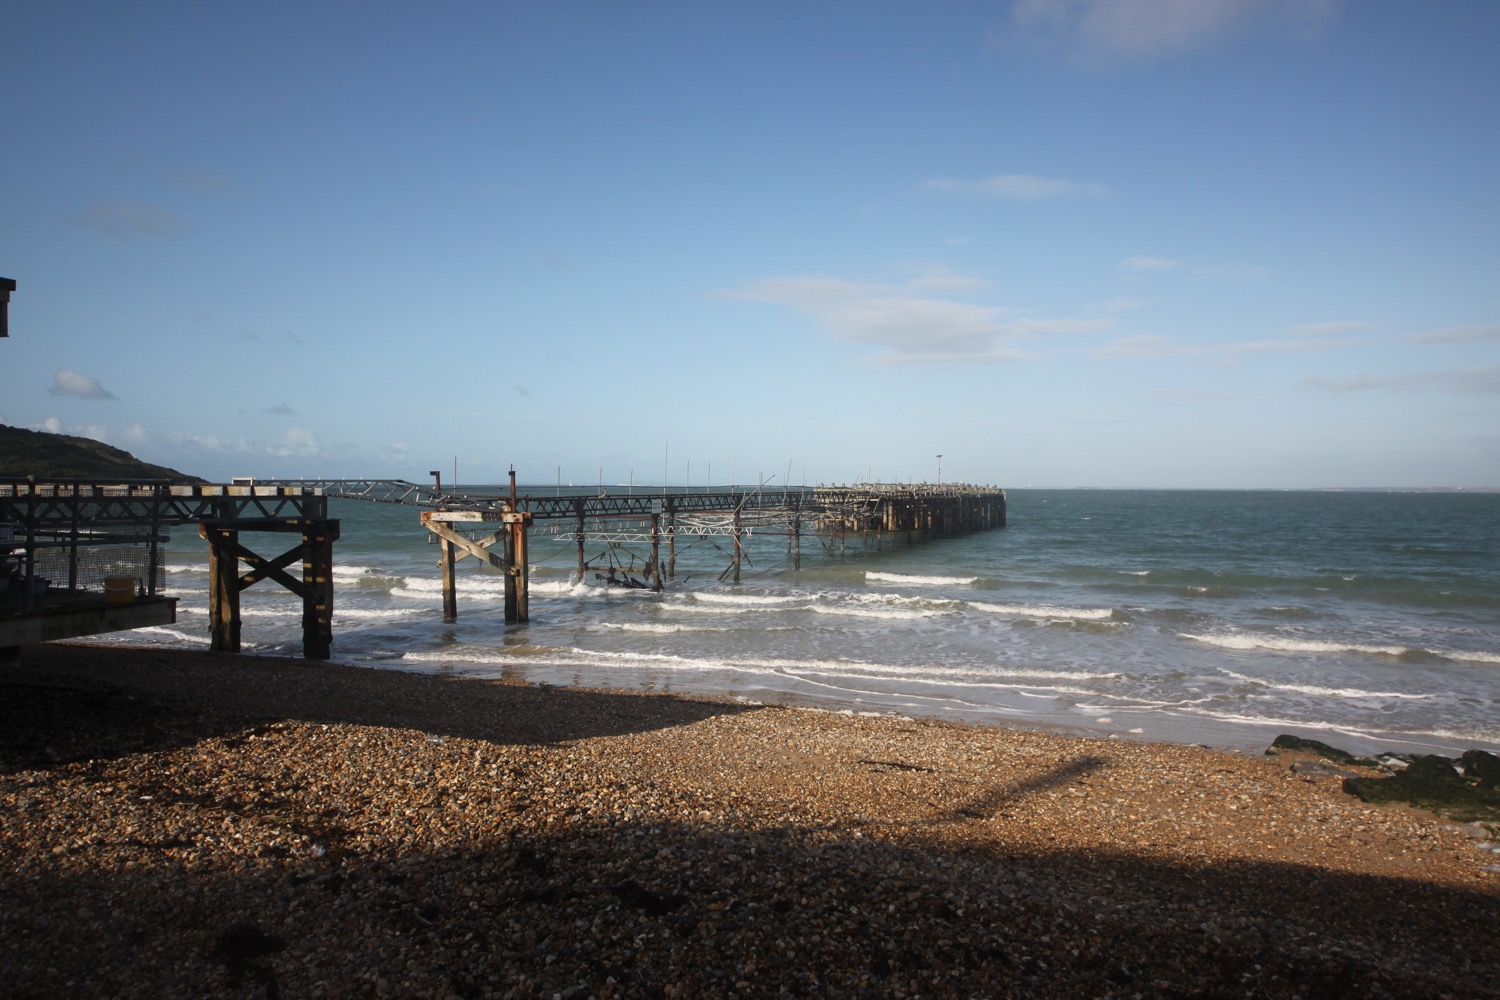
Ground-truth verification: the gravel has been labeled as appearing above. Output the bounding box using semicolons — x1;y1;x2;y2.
3;643;1498;999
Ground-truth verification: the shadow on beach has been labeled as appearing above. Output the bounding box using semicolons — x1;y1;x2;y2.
4;643;1499;998
5;791;1498;997
1;643;761;768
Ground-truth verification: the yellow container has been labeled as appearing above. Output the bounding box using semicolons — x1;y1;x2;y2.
105;577;136;603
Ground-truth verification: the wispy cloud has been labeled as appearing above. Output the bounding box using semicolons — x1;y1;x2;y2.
1410;324;1500;345
923;174;1106;201
1119;256;1179;272
167;430;226;452
264;403;297;416
263;428;323;458
1003;0;1340;64
1091;335;1194;360
1092;332;1355;363
38;419;149;450
48;370;117;399
1224;337;1356;356
1304;366;1500;395
1289;320;1366;336
720;275;1106;365
74;200;187;239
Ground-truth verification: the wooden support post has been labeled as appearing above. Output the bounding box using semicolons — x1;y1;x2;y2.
575;500;586;582
650;513;662;591
732;507;742;583
301;520;336;659
203;524;241;652
503;519;518;622
439;530;457;624
511;513;529;622
667;504;677;579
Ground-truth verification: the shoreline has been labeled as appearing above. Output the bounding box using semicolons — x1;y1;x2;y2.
72;634;1500;759
3;642;1498;998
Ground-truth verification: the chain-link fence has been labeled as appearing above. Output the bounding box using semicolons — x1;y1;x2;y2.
24;541;165;596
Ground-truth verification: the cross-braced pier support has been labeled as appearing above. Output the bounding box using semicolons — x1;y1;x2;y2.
421;508;533;624
200;518;339;659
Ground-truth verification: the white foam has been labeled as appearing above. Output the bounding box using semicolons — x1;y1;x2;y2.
1185;633;1409;658
600;622;735;634
395;576;510;594
336;608;425;620
1218;670;1432;701
866;571;978;586
968;601;1114;621
807;604;931;621
851;592;962;610
689;591;807;606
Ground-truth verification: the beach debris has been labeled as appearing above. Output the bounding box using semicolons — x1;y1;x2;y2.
859;758;936;773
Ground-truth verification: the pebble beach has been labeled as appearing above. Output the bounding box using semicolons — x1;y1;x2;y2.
3;642;1498;999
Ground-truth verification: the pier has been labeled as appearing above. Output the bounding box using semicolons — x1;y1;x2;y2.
1;480;336;662
284;474;1005;624
3;475;1004;660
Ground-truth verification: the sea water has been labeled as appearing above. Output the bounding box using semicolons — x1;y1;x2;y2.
108;489;1500;756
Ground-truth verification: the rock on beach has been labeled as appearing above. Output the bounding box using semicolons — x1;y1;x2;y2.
2;642;1499;999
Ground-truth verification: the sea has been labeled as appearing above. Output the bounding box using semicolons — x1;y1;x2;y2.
94;488;1500;757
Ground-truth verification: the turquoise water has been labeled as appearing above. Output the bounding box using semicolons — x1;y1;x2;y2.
114;488;1500;755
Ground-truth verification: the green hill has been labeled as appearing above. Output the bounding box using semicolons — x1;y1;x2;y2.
0;424;202;482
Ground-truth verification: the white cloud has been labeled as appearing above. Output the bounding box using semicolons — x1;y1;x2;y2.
1304;366;1500;394
75;200;187;239
923;174;1106;201
907;268;991;294
268;428;322;458
167;431;226;452
721;275;1100;365
1091;331;1354;363
1411;324;1500;345
1224;337;1356;356
1119;256;1179;272
1005;0;1339;64
1091;335;1194;360
48;369;117;399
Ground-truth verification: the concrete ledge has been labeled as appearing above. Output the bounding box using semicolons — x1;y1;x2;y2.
0;596;178;648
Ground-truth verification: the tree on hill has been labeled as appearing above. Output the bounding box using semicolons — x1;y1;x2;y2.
0;424;202;482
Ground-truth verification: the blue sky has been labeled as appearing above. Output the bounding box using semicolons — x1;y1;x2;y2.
3;0;1497;488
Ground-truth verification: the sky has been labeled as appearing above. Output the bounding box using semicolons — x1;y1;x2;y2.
2;0;1498;489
